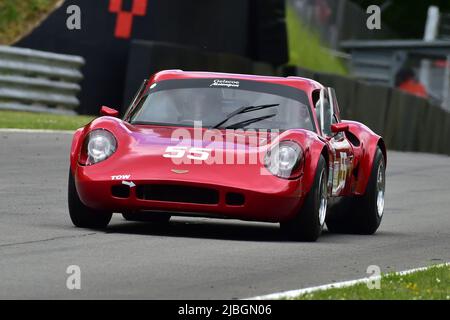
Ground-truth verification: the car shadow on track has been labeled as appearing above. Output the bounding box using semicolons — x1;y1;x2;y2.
104;218;346;243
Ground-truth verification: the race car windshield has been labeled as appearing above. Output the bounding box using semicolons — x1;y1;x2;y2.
128;78;315;131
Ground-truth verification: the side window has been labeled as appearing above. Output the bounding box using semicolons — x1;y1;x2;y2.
327;87;346;139
328;87;341;122
317;89;333;137
312;89;320;122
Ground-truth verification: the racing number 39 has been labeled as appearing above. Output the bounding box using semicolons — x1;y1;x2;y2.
163;146;212;161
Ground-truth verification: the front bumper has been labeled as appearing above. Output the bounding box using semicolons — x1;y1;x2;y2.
75;168;306;223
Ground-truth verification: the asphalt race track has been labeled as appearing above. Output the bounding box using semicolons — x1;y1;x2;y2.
0;131;449;299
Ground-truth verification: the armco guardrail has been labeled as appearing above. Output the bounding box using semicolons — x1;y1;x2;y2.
0;46;85;114
283;66;450;157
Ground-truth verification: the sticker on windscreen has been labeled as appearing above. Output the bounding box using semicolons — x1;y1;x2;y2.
210;79;240;88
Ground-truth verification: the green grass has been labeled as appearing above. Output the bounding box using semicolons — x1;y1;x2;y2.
0;0;60;45
0;110;94;130
290;264;450;300
286;5;347;75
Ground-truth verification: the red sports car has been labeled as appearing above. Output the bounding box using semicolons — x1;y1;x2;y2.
68;70;386;241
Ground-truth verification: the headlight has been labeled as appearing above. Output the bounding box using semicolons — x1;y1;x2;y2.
84;129;117;165
265;141;303;179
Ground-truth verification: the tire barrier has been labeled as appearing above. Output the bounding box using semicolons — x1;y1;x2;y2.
283;65;450;157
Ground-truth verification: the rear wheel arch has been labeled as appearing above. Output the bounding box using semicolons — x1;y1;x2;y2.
326;147;385;234
356;137;386;195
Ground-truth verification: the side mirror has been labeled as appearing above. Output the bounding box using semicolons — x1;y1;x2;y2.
100;106;119;118
331;123;349;134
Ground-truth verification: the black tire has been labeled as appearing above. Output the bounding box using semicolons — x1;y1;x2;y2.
122;212;171;223
280;155;328;241
326;147;385;234
68;171;112;229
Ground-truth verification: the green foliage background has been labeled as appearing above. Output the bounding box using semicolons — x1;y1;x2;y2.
286;5;347;75
0;0;60;44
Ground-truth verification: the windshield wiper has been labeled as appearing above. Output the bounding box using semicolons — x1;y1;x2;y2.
223;114;277;129
212;103;279;129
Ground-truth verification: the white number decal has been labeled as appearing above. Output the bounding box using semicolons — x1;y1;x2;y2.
332;152;349;195
340;152;348;181
163;147;212;161
187;148;212;161
163;146;187;159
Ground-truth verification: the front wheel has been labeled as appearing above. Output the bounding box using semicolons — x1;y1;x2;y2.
68;171;112;229
280;156;328;242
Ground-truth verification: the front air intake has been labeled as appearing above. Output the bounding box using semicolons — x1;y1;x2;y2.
111;185;130;198
226;192;245;206
136;185;219;205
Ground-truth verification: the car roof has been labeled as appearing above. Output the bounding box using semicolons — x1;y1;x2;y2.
149;70;323;95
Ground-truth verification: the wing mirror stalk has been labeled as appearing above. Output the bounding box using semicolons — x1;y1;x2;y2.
331;123;349;134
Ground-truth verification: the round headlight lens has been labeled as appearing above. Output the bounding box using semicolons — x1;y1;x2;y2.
265;141;303;179
86;130;117;165
278;145;299;171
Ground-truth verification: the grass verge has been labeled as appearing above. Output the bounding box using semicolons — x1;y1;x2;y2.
286;5;347;75
0;0;61;45
290;264;450;300
0;110;94;130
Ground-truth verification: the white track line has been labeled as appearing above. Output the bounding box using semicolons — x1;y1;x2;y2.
246;262;449;300
0;128;74;134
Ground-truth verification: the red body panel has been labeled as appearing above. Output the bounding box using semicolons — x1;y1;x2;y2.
342;120;386;195
69;71;385;222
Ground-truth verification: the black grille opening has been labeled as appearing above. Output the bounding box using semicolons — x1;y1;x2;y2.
112;185;130;198
136;185;219;204
226;192;245;206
